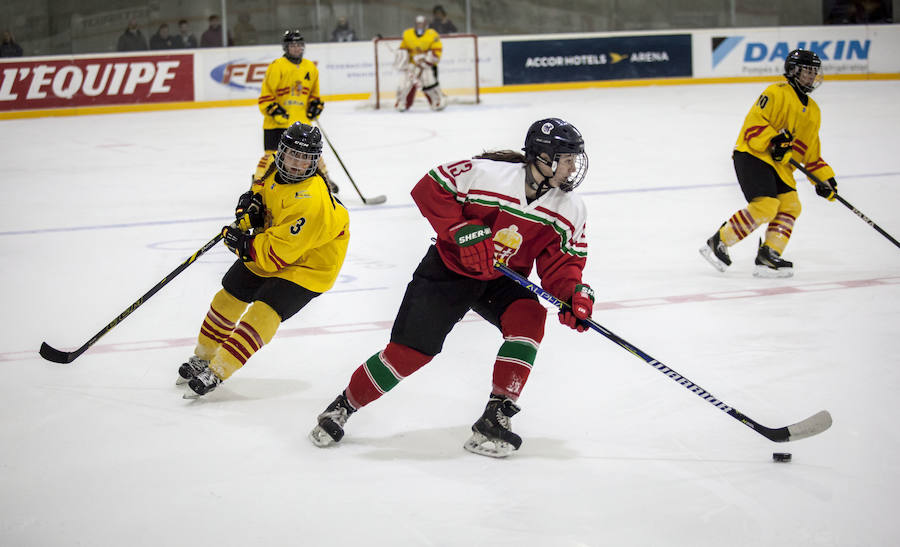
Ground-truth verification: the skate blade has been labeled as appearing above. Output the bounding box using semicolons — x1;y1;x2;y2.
699;246;727;272
182;391;201;400
309;426;337;447
753;265;794;278
175;376;189;386
463;432;516;458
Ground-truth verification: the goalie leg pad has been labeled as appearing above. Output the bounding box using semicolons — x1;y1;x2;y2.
345;342;433;408
423;86;447;111
492;299;545;400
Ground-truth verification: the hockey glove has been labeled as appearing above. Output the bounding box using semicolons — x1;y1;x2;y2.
558;284;594;332
222;225;254;262
235;191;265;229
451;221;495;276
815;177;838;201
768;129;793;163
306;98;324;120
265;102;289;123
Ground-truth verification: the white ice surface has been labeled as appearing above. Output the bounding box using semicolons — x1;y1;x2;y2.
1;81;899;546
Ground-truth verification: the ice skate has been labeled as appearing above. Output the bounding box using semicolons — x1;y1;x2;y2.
699;230;731;272
176;355;209;385
309;392;355;447
754;241;794;278
463;395;522;458
184;368;222;399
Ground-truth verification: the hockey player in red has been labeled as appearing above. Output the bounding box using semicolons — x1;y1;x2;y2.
309;118;594;457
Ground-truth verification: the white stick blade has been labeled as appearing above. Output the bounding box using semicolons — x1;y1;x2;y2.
787;410;833;441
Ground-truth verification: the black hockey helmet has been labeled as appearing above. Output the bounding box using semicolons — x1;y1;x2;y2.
784;49;822;94
276;122;323;183
282;29;305;61
523;118;588;192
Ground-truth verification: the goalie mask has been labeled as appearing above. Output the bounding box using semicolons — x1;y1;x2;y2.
523;118;588;193
282;29;305;62
784;49;822;94
276;122;323;183
414;15;427;37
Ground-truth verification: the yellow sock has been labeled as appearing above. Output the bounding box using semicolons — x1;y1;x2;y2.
719;196;779;246
195;289;248;360
209;301;281;380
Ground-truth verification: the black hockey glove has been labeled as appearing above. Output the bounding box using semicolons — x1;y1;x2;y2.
265;102;288;122
223;225;254;262
235;191;265;229
815;177;838;201
306;98;324;120
769;129;793;163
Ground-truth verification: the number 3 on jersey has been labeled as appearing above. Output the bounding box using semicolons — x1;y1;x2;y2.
290;217;307;235
446;160;473;177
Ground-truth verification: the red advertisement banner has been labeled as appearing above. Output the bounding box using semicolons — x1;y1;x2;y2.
0;54;194;111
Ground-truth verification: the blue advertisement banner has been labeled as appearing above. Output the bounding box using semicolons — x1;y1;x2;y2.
502;34;692;85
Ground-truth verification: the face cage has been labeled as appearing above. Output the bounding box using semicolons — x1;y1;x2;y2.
275;143;320;183
283;41;305;58
790;65;823;93
556;152;589;192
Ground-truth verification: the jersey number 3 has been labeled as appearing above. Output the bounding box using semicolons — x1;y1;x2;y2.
290;217;307;235
446;160;473;177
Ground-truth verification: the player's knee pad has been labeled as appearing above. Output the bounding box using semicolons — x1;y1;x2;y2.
747;196;780;224
500;299;546;343
776;190;802;219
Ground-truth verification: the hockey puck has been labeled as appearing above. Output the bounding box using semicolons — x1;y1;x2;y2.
772;452;792;462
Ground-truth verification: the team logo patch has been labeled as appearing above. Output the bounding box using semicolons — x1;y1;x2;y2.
541;122;554;135
494;224;523;264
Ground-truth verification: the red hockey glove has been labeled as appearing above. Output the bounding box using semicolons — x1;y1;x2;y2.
768;129;793;163
223;225;254;262
558;284;594;332
450;221;495;276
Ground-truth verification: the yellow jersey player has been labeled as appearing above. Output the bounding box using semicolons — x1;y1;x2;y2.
700;49;839;278
178;122;350;397
395;15;446;112
258;29;338;193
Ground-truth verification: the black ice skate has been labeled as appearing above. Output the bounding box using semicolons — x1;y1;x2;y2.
309;392;355;447
463;395;523;458
754;241;794;278
699;229;732;272
184;368;222;399
176;355;209;385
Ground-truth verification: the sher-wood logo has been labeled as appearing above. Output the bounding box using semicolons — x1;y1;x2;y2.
0;54;193;110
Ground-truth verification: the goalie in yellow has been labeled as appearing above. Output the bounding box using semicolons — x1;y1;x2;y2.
258;29;338;193
395;15;446;112
178;122;350;398
700;49;839;278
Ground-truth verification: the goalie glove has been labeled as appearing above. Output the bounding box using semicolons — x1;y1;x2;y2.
768;129;793;163
223;225;254;262
814;177;838;201
306;98;324;120
265;102;289;123
235;191;265;229
413;51;438;68
450;221;495;276
558;284;594;332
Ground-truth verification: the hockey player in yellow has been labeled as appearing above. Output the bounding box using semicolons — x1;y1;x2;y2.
258;29;338;193
700;49;838;278
178;122;350;397
395;15;446;111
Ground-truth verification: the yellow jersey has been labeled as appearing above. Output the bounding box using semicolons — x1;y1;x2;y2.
258;56;321;130
245;155;349;293
399;28;442;63
734;82;835;189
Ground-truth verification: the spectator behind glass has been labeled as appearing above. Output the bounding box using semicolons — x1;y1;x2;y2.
233;13;259;45
1;30;23;57
429;5;458;34
175;19;198;48
200;14;234;47
824;0;892;23
149;23;176;49
331;16;356;42
117;19;148;51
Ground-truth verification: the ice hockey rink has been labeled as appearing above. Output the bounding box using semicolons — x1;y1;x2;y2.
2;79;898;546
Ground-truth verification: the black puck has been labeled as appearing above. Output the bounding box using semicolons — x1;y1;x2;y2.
772;452;792;462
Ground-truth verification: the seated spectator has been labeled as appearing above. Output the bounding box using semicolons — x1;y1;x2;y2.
233;13;259;45
117;19;148;51
200;14;234;47
429;5;458;34
1;30;23;57
174;19;198;48
149;23;176;49
331;16;356;42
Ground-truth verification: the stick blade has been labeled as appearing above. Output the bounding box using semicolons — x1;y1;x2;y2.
785;410;833;442
39;342;78;364
363;195;387;205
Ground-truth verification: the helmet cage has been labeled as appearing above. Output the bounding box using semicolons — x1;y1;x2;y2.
282;29;305;60
524;119;589;192
276;123;323;183
784;49;823;94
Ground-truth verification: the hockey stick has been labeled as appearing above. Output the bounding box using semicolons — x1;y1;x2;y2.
39;220;240;364
313;120;387;206
789;158;900;249
494;262;833;443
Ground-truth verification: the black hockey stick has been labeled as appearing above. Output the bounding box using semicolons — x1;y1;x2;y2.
789;158;900;249
39;221;237;364
314;120;387;206
495;262;833;443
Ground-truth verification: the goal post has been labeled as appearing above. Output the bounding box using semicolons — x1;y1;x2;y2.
373;33;480;110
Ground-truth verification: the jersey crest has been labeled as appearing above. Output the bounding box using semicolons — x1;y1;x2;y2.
494;224;523;264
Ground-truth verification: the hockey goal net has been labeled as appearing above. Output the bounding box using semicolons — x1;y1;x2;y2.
372;33;480;109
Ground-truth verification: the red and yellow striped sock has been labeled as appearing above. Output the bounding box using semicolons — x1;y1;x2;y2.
208;301;281;380
194;289;248;360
